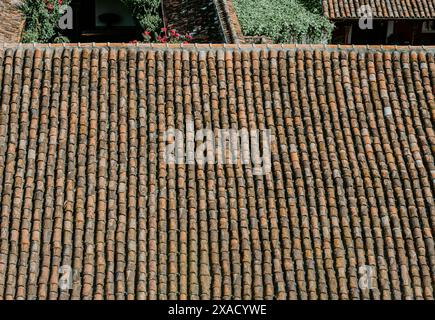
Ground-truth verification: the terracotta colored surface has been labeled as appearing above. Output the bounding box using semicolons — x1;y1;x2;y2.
214;0;244;43
0;0;25;43
0;45;434;300
323;0;435;19
163;0;224;43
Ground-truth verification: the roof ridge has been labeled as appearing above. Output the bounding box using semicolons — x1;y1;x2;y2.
213;0;245;44
0;43;434;52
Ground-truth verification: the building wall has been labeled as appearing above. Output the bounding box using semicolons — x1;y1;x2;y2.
332;20;435;45
0;0;25;42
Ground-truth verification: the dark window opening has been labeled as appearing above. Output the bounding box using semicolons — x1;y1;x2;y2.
350;21;389;45
332;20;435;45
65;0;157;42
422;20;435;33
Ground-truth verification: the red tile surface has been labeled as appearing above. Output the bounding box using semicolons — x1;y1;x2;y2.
0;45;434;300
323;0;435;19
163;0;224;43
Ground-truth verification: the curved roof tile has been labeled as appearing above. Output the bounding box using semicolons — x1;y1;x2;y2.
0;45;434;300
323;0;435;19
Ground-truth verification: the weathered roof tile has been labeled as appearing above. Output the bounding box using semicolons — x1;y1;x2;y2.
323;0;435;19
0;45;434;300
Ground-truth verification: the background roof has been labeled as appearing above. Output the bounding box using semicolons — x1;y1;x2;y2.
323;0;435;19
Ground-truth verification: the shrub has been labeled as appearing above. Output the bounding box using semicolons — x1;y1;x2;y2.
20;0;163;43
21;0;71;43
121;0;162;31
233;0;333;43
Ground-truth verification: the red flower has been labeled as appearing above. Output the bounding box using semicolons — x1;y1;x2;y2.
157;35;168;43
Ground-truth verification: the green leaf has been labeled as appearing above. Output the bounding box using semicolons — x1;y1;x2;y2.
20;0;72;43
233;0;333;43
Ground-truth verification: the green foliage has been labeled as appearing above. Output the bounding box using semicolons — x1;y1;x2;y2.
233;0;333;43
21;0;71;43
298;0;323;13
20;0;162;43
121;0;162;31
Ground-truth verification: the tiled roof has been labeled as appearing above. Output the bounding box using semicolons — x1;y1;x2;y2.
0;0;25;42
323;0;435;19
214;0;244;43
163;0;224;43
0;44;434;300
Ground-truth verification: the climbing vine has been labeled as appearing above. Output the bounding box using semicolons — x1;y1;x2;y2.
20;0;71;43
20;0;163;43
120;0;162;31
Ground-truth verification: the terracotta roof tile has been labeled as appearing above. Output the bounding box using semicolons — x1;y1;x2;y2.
0;44;434;300
323;0;435;19
163;0;224;43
